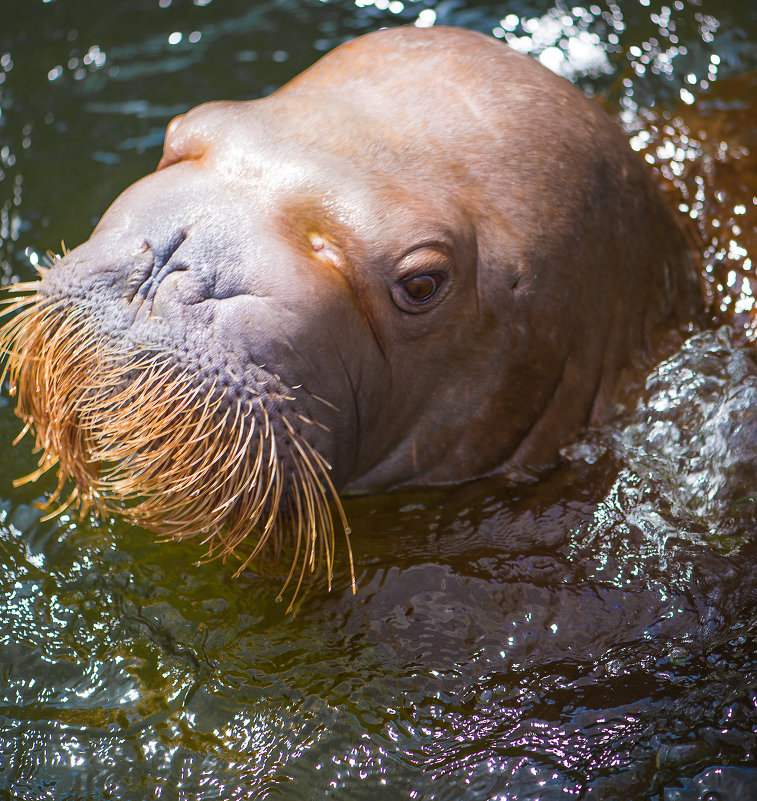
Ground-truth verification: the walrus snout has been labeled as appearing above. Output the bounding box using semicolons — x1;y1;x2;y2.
3;258;358;599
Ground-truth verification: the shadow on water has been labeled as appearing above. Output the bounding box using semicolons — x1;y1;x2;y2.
1;0;756;799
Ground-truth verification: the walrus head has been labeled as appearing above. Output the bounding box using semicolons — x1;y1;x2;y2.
0;26;700;598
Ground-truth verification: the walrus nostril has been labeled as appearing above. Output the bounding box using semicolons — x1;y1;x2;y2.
123;230;190;305
152;228;189;271
122;243;154;302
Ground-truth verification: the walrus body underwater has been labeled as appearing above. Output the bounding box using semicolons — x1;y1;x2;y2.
0;26;700;596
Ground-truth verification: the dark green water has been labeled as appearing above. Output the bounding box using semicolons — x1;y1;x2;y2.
1;1;756;799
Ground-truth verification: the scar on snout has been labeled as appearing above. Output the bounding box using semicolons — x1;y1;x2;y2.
308;232;347;270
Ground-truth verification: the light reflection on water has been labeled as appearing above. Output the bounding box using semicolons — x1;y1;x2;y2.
1;0;756;799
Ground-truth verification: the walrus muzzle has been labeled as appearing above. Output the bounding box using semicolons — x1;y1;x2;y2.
1;264;353;601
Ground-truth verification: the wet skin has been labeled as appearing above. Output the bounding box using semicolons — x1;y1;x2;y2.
28;25;701;498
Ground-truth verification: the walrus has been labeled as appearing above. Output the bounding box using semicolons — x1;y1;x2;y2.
0;26;700;597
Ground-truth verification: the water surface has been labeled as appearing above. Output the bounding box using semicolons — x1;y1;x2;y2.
1;1;756;799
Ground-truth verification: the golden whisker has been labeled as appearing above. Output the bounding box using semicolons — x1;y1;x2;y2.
12;421;32;447
310;393;339;412
0;283;354;606
13;457;58;487
300;435;355;594
39;484;80;522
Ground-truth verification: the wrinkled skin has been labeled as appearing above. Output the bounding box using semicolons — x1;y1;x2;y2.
29;25;700;498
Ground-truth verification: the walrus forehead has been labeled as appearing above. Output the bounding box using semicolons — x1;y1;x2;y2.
155;98;484;247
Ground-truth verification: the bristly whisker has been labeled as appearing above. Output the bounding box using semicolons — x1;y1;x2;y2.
310;393;339;412
0;285;354;611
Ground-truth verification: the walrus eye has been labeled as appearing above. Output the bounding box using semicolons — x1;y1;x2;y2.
404;275;439;301
394;272;445;312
